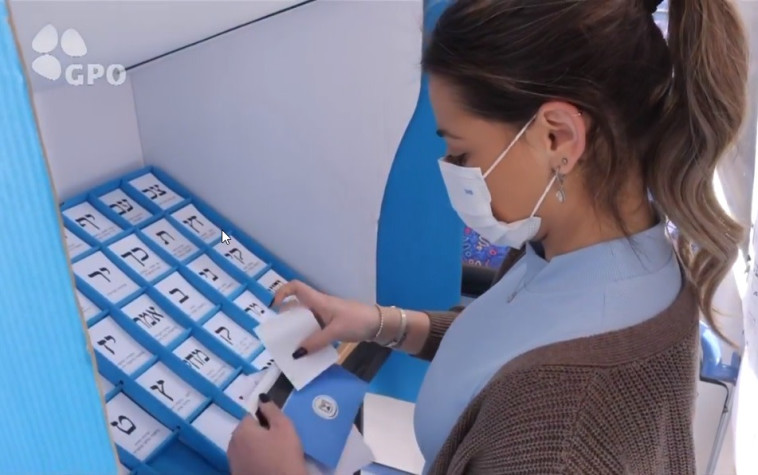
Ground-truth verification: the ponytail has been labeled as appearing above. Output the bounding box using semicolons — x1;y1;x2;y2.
647;0;749;344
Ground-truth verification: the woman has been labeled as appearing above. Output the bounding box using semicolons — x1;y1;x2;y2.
227;0;749;473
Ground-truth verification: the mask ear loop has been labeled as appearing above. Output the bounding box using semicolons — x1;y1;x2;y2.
490;112;578;217
482;115;536;179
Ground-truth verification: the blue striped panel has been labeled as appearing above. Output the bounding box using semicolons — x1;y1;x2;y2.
0;2;117;472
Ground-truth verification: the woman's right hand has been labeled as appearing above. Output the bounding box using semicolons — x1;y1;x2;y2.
271;280;379;356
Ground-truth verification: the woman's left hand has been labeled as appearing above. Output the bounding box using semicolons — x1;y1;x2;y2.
227;394;308;475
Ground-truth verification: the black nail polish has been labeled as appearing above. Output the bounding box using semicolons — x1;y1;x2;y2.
255;408;269;429
259;392;270;403
292;347;308;359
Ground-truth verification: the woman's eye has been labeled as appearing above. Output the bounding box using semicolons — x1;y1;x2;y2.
445;153;469;166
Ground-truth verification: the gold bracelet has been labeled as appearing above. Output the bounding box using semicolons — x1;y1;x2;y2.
371;304;385;342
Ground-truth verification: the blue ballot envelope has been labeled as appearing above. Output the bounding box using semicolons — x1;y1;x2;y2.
283;364;369;469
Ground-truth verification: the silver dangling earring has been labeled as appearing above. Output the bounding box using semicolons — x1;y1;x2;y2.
555;157;568;203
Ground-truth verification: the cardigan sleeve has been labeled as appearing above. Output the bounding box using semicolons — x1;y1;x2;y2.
414;306;464;361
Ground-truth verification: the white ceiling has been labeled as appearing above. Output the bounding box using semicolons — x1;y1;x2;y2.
9;0;308;92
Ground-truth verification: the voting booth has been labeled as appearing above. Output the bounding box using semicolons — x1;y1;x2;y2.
1;1;456;473
1;0;757;474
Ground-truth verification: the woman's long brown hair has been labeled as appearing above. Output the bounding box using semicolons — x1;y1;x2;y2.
423;0;749;343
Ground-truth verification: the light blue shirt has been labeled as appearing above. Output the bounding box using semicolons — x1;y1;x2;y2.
413;223;681;471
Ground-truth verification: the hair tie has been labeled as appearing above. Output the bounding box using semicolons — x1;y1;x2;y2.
643;0;664;14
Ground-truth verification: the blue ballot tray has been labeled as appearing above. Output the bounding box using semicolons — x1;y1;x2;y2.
1;24;364;465
59;166;357;473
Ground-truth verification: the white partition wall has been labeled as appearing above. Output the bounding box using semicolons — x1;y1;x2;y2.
31;79;144;198
9;0;307;93
10;0;313;197
129;0;422;303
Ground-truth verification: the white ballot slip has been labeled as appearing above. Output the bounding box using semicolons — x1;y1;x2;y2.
121;294;184;346
109;234;171;283
234;291;275;323
191;404;240;451
187;254;240;297
306;425;375;475
251;349;275;370
155;271;214;322
75;289;100;319
202;311;260;358
213;240;266;277
254;307;338;390
73;251;140;304
362;394;425;475
172;204;220;244
129;173;183;210
63;227;90;259
99;188;151;225
224;369;269;406
105;393;172;461
88;317;152;375
142;218;199;262
63;201;122;242
225;365;281;412
136;362;205;419
257;269;288;294
97;373;115;395
172;337;234;386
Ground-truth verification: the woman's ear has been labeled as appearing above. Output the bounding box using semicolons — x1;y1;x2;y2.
535;102;586;174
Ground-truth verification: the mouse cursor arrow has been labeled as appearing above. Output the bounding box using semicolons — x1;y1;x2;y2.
221;231;231;245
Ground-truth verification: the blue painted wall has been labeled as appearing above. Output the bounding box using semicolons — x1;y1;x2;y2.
373;0;459;402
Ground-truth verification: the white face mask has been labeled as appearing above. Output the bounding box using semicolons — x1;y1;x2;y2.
438;117;557;249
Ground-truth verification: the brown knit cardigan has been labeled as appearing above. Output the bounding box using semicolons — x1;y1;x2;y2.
418;248;699;474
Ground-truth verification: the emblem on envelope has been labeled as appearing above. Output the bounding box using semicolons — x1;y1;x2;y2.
313;395;339;420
